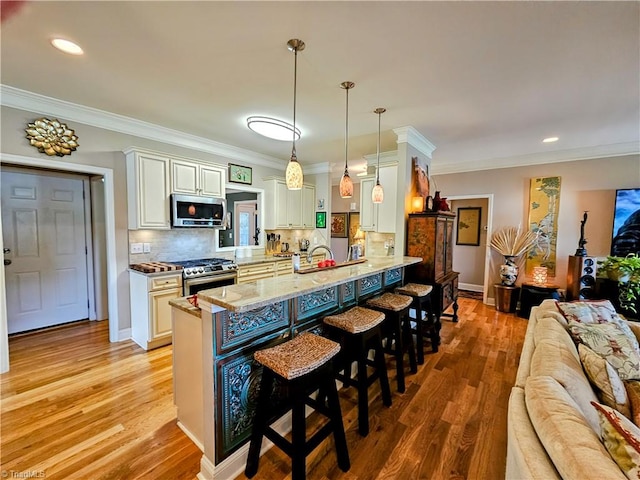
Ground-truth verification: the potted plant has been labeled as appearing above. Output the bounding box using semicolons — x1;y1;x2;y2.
490;226;538;286
597;253;640;314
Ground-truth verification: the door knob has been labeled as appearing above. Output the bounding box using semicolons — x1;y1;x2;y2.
3;248;10;254
4;259;11;266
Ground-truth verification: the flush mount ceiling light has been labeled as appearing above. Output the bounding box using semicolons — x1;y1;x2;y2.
247;116;301;141
543;136;559;143
339;81;355;199
371;107;386;204
285;38;304;191
51;38;84;55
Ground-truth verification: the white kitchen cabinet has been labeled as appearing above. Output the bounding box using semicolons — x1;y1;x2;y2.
171;159;225;197
236;262;276;284
126;149;171;229
264;178;315;229
130;271;182;350
359;163;398;233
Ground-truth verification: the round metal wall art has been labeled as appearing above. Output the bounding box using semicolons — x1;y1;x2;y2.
25;118;79;156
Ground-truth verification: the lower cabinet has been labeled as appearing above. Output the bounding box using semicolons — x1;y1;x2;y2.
236;256;326;284
130;271;182;350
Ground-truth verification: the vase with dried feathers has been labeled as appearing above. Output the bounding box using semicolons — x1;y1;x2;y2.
490;226;538;286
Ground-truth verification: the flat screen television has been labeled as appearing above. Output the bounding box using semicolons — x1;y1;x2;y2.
611;188;640;257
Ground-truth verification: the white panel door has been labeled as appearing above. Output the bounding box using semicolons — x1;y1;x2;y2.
1;171;89;333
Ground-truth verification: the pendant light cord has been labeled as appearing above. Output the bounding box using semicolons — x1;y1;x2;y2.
344;86;349;171
291;46;298;160
376;109;382;184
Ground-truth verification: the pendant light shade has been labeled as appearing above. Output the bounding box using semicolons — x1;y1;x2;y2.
339;81;355;198
372;107;386;204
286;39;305;190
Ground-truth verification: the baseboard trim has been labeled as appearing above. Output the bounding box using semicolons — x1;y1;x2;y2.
177;421;204;452
117;328;131;341
459;282;483;292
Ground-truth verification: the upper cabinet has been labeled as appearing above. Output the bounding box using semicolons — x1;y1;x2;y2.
359;163;398;233
126;150;171;230
264;178;316;229
125;148;227;230
171;159;225;197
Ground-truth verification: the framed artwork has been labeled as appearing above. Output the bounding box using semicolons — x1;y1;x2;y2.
612;188;640;256
228;163;252;185
526;176;561;275
331;212;348;238
316;211;326;229
456;207;481;246
410;156;430;201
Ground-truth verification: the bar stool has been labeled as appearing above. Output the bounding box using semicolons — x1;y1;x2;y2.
365;292;417;393
395;283;440;363
323;306;392;436
245;332;350;480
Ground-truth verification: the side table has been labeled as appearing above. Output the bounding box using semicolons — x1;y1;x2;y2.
518;282;561;319
494;284;519;313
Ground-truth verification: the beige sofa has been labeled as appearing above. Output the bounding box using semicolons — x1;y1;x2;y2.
506;299;637;480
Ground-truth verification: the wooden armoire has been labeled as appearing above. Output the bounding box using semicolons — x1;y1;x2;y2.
406;212;459;322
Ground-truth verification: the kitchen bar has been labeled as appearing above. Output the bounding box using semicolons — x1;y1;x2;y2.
170;255;421;480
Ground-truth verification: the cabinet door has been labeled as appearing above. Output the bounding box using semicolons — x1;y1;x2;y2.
200;165;224;197
301;185;315;228
376;165;397;233
149;287;181;340
445;217;454;275
171;160;199;195
359;176;376;231
274;180;289;228
435;216;447;279
287;189;302;228
136;154;170;229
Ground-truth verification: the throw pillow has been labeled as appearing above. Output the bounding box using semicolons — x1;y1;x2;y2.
579;344;630;417
625;380;640;427
592;401;640;480
569;321;640;381
557;300;618;324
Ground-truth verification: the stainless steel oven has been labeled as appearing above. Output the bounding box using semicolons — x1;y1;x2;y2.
168;258;238;296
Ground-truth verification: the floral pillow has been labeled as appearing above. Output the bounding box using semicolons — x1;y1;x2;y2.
569;320;640;381
557;300;618;324
579;344;630;417
592;401;640;480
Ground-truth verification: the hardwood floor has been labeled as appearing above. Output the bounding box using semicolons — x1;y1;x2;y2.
1;297;527;479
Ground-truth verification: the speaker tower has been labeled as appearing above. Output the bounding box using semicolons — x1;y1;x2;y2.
566;256;597;301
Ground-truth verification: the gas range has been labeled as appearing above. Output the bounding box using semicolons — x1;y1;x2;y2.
169;257;238;278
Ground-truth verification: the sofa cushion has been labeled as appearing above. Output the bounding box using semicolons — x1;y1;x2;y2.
579;344;630;417
535;300;570;327
592;401;640;480
625;380;640;427
569;321;640;381
557;299;619;324
525;376;626;480
530;339;601;433
533;316;580;363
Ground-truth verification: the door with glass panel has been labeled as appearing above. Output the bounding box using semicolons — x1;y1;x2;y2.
234;201;257;247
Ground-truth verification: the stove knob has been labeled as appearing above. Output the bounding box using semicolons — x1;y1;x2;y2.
198;267;204;273
185;268;193;275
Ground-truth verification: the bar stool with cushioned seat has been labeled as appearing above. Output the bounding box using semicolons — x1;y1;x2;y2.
395;282;440;363
245;332;350;480
323;306;392;436
365;292;417;393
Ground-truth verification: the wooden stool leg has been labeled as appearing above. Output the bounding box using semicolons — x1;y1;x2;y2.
392;315;406;393
324;374;351;472
374;331;392;407
414;300;425;365
291;383;307;480
356;338;369;436
245;368;273;478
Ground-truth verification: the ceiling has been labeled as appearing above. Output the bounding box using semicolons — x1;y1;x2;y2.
1;1;639;180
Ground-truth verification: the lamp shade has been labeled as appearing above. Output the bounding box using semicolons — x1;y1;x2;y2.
533;266;548;285
339;171;353;198
285;159;303;190
412;196;424;212
372;182;384;204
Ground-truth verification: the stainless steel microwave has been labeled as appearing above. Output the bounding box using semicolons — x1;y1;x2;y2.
170;194;226;228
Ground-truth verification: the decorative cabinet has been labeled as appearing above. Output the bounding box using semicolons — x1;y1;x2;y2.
130;271;182;350
125;149;171;229
406;212;459;322
264;178;316;229
359;163;398;233
171;159;225;197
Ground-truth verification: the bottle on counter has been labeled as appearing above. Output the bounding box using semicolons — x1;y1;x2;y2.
292;253;301;272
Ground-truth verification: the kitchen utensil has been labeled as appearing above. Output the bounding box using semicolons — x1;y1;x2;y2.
281;242;289;252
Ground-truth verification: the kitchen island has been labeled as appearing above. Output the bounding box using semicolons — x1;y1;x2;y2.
170;256;421;480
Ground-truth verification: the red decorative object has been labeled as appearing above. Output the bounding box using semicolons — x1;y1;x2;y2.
1;1;26;23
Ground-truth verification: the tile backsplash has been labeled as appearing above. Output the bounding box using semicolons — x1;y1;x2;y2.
128;229;223;264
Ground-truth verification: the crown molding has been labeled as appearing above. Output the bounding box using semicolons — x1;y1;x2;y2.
0;85;286;170
393;126;437;158
304;162;331;175
431;141;640;175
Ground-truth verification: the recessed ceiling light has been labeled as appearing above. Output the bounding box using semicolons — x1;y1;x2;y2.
51;38;84;55
247;116;301;141
542;136;559;143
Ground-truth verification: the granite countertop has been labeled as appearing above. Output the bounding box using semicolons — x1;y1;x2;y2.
169;296;201;317
197;256;421;313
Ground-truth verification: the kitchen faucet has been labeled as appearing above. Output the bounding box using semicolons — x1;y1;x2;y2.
306;245;334;264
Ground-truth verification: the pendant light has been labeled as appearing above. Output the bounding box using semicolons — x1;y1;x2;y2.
285;39;304;190
339;81;355;198
371;107;386;204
